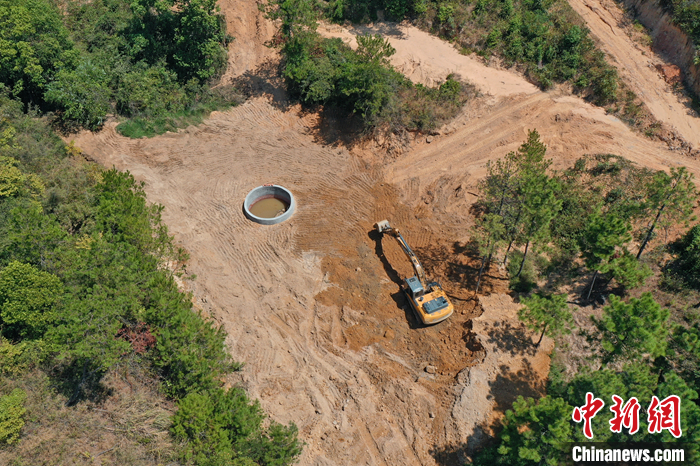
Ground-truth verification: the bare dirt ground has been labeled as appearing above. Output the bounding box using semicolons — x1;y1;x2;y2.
567;0;700;148
70;1;700;464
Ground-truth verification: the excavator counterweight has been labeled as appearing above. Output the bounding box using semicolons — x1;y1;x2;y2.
375;220;454;325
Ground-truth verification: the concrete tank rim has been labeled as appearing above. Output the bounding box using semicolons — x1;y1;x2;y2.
244;184;295;225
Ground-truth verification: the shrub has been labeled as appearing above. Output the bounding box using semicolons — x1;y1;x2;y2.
172;387;302;465
0;261;63;339
44;59;112;130
0;388;27;445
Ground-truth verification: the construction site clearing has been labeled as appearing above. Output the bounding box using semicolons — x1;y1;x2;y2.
70;0;700;463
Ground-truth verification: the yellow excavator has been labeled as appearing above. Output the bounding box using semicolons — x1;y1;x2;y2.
375;220;454;325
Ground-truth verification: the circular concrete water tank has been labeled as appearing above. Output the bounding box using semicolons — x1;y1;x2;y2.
244;185;295;225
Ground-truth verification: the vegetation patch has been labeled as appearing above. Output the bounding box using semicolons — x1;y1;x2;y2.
465;131;700;464
263;0;475;134
324;0;620;104
0;90;302;465
0;0;241;136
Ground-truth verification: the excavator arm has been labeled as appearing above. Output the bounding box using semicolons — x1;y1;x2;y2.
375;219;453;325
375;220;428;286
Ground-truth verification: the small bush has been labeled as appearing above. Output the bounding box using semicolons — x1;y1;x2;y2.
0;261;63;339
507;250;538;293
172;388;302;466
0;388;27;445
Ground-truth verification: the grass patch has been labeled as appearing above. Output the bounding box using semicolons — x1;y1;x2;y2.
116;86;244;138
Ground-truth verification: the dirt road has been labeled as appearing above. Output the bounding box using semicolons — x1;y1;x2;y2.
71;2;700;464
567;0;700;148
320;23;540;96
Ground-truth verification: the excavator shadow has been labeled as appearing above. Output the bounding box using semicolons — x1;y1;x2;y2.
368;229;424;329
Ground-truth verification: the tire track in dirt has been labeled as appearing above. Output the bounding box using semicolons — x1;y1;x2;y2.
69;7;700;465
387;90;700;208
73;99;457;466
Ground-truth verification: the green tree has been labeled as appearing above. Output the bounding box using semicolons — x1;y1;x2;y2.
474;151;519;292
473;212;506;294
44;59;111;130
579;211;632;299
485;395;574;466
519;293;573;347
0;261;63;339
594;293;669;364
171;0;228;81
130;0;229;81
637;166;697;259
0;0;77;102
512;130;561;278
0;156;44;199
565;364;658;441
602;250;651;290
172;387;302;466
355;34;395;64
656;372;700;454
261;0;319;41
0;388;27;445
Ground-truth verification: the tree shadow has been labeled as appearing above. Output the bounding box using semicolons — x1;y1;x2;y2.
231;58;290;111
50;360;113;407
462;319;486;360
232;58;367;150
489;361;542;413
344;22;410;40
576;272;625;307
430;361;544;464
301;104;367;150
430;423;495;466
482;320;538;357
416;240;506;299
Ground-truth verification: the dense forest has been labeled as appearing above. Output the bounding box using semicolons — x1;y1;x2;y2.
0;0;241;137
0;1;302;464
463;131;700;465
0;89;302;464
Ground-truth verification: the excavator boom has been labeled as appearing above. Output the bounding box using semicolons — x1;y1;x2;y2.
375;221;427;285
375;220;454;325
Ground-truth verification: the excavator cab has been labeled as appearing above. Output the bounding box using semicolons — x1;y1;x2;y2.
375;221;454;325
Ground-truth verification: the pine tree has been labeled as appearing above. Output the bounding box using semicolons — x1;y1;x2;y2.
508;130;561;277
637;166;696;259
492;395;574;466
579;211;632;299
594;293;669;364
473;148;519;293
518;293;573;347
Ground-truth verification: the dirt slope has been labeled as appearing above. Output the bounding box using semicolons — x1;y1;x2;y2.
70;5;700;465
218;0;277;82
567;0;700;148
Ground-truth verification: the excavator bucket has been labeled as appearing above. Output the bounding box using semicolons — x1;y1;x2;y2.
375;220;392;233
